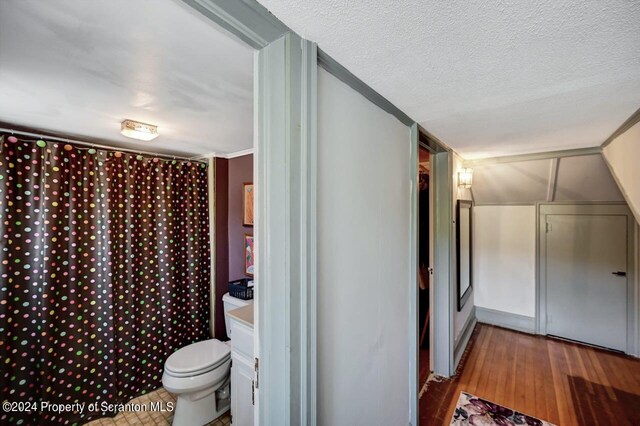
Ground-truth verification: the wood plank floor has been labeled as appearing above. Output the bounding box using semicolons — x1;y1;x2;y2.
420;324;640;425
419;347;430;390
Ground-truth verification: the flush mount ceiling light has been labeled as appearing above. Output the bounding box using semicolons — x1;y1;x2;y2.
458;167;473;188
120;119;159;141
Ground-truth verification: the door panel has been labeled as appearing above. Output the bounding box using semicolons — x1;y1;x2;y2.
546;214;627;351
231;354;255;426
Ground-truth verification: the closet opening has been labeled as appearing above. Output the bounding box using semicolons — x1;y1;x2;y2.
418;144;432;403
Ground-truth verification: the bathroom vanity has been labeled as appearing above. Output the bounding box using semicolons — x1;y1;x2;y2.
227;305;255;426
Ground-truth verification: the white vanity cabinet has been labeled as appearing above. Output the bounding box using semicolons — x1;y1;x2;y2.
227;306;254;426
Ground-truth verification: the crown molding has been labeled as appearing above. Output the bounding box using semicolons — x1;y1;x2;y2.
189;148;254;161
213;148;253;160
601;106;640;148
219;148;254;159
464;146;602;167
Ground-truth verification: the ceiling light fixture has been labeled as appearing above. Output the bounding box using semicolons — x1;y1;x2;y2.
120;119;159;141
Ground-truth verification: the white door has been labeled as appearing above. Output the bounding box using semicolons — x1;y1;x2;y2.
545;214;628;351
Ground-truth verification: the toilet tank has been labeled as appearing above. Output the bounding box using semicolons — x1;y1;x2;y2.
222;293;252;338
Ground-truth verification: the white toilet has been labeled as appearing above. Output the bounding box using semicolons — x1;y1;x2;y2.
162;293;252;425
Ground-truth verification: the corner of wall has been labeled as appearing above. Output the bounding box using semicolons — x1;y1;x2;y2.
454;305;477;368
602;121;640;223
601;122;640;357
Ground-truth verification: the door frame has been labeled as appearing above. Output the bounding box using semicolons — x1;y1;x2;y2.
537;202;637;354
254;33;318;425
411;129;454;423
180;1;317;422
181;2;459;424
416;130;455;377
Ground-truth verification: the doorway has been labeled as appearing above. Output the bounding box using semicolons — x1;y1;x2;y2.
418;146;432;391
414;128;457;424
538;203;636;353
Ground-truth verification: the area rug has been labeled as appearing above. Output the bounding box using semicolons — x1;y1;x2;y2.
451;392;555;425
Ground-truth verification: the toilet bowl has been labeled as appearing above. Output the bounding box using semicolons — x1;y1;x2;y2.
163;293;252;425
162;339;231;425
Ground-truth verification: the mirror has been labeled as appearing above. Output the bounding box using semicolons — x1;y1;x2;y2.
457;200;472;311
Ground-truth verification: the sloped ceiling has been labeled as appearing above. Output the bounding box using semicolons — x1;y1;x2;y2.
554;155;622;202
602;121;640;222
472;154;623;204
0;0;254;156
472;159;551;204
258;0;640;158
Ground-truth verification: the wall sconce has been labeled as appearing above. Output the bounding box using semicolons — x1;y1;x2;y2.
458;168;473;188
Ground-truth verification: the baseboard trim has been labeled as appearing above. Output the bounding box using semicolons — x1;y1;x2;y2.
475;307;536;334
454;306;477;368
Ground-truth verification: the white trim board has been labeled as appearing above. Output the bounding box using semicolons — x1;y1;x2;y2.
454;306;477;367
464;146;602;167
208;157;216;338
191;148;254;160
180;0;289;49
408;123;418;426
601;106;640;148
432;150;456;377
475;307;536;334
255;33;318;425
218;148;254;159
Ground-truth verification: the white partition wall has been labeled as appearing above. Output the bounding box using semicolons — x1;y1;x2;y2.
317;68;411;425
473;205;537;332
177;1;459;423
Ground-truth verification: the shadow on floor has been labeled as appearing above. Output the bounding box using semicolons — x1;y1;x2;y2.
568;376;640;426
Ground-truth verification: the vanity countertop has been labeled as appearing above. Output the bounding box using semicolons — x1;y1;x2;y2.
227;304;254;328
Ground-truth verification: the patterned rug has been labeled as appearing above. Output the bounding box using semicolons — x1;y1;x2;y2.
451;392;556;425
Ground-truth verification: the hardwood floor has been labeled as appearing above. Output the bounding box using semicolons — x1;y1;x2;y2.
419;347;430;390
420;324;640;425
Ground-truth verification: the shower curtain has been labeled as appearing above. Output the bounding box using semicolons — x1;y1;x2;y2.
0;138;211;425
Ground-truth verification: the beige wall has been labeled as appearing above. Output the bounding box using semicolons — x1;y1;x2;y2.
603;120;640;356
603;121;640;223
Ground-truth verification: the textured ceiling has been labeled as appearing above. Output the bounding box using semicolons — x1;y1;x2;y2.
259;0;640;158
0;0;253;156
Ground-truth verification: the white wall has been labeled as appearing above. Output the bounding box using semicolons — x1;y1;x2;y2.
473;205;536;318
602;121;640;356
603;121;640;223
453;154;474;340
317;68;411;425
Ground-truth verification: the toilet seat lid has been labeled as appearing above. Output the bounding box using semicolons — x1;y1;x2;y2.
165;339;230;376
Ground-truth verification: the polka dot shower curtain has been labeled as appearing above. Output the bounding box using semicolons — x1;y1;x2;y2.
0;137;211;425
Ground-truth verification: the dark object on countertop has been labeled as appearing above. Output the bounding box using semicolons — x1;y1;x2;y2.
228;278;254;300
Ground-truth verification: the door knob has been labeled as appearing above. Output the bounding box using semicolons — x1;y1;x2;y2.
611;271;627;277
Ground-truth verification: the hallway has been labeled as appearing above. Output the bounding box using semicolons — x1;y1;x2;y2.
420;324;640;425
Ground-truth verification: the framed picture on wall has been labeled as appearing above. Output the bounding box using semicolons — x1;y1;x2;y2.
242;182;254;226
244;234;254;276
